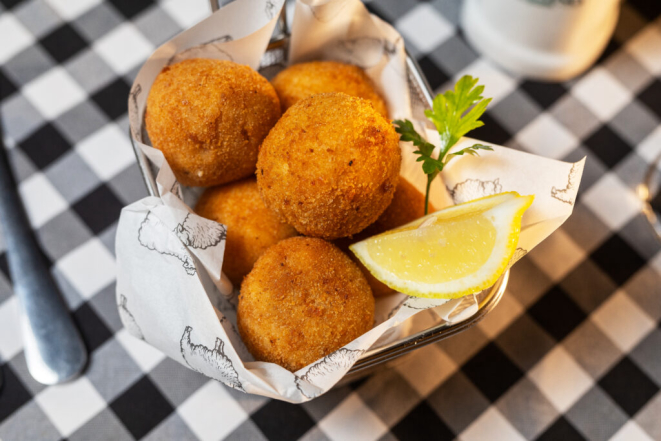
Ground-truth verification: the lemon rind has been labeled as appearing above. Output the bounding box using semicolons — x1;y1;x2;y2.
350;193;534;299
383;191;519;235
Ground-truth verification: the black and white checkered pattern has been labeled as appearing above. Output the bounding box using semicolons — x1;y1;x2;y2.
1;0;660;439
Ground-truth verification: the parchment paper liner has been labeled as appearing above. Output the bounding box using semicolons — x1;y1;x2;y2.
117;0;585;402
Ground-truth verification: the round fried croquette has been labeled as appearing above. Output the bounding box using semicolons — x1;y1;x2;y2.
257;93;401;240
271;61;388;118
364;176;434;236
195;178;297;285
335;177;433;296
146;58;281;187
238;237;374;372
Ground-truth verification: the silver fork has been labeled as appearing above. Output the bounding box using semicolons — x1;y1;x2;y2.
0;122;87;385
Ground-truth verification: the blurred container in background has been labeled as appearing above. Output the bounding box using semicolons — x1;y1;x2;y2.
461;0;621;81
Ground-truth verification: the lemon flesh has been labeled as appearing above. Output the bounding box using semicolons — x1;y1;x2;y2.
350;192;534;299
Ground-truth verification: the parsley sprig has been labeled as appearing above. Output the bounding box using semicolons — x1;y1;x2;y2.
394;75;493;214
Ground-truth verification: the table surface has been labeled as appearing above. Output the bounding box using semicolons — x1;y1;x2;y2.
1;0;660;440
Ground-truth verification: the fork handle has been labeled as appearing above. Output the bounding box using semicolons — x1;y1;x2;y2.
0;137;87;385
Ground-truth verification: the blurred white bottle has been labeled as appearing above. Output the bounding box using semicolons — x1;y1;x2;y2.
461;0;621;81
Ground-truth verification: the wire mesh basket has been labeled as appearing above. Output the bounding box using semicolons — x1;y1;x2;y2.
129;4;508;384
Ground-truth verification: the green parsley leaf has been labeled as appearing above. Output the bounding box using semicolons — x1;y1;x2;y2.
444;144;494;164
392;75;492;214
425;75;492;155
393;119;435;157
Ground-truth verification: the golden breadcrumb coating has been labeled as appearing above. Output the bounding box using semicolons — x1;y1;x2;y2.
364;175;433;236
195;178;297;285
335;177;434;297
146;58;281;187
257;93;401;240
238;237;374;372
271;61;388;118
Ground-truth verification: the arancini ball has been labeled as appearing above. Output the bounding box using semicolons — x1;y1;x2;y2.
238;237;374;372
271;61;388;118
257;93;401;240
195;178;297;285
146;58;281;187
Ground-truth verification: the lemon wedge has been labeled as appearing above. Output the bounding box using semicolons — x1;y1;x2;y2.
349;192;534;299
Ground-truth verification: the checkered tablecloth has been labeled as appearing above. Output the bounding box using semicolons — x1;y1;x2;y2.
0;0;660;439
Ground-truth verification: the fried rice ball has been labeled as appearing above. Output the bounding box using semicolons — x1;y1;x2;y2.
238;237;374;372
195;178;297;285
362;176;433;237
336;177;434;297
146;58;281;187
257;93;401;240
271;61;388;118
